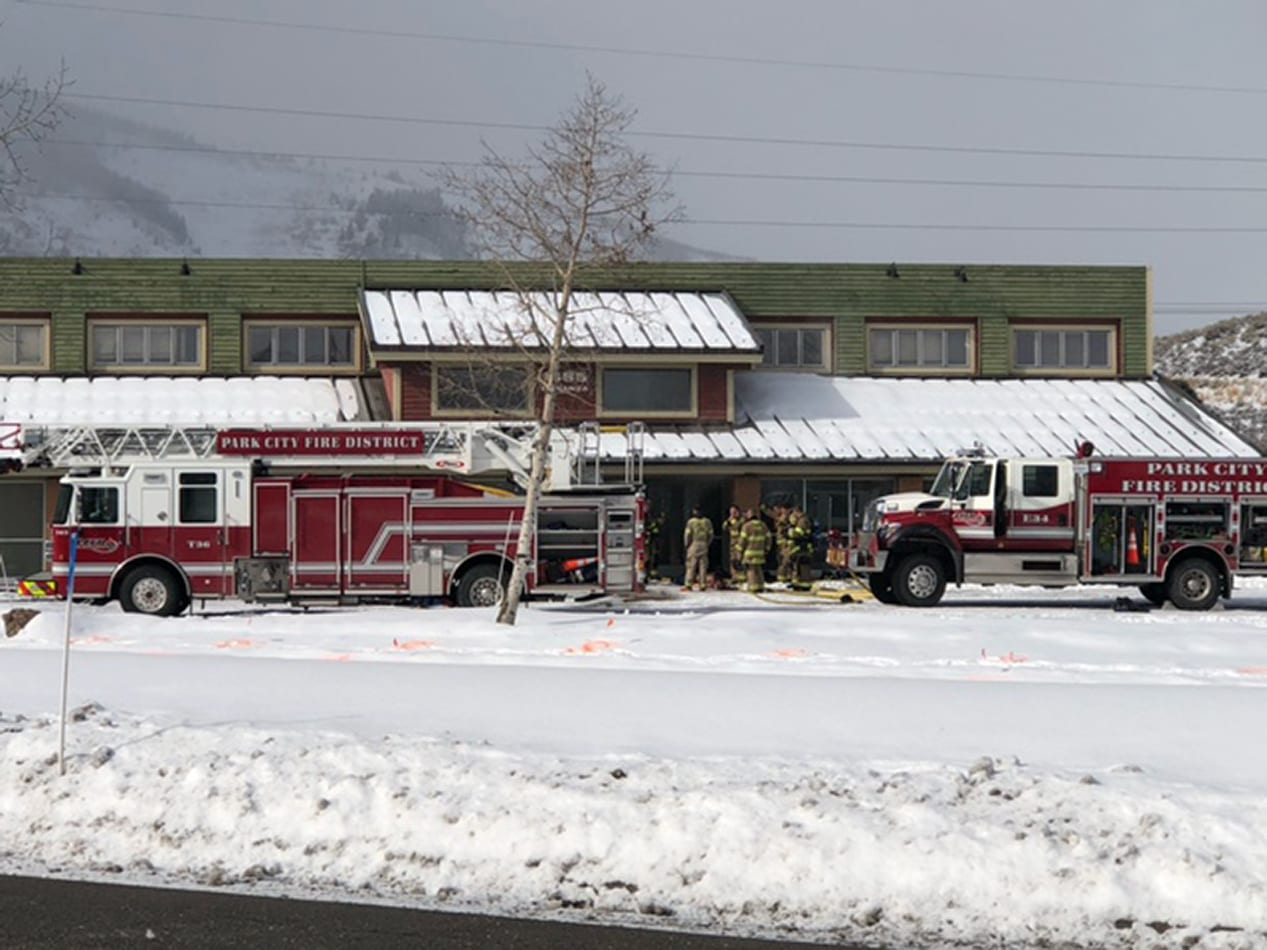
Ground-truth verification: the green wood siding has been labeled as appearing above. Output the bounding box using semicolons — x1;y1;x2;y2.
0;259;1152;378
51;311;85;374
208;311;242;375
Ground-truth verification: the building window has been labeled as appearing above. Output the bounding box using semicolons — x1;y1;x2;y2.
753;326;828;371
1013;327;1114;373
601;368;693;414
434;364;531;414
247;323;357;370
0;320;48;369
868;326;972;373
90;323;203;370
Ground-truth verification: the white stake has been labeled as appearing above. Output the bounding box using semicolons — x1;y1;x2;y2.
57;530;79;777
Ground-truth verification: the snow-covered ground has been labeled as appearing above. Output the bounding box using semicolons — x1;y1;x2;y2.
3;581;1267;949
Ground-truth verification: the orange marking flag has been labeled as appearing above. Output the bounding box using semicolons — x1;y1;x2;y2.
980;648;1029;665
564;639;618;655
392;638;434;651
771;648;810;658
215;639;255;649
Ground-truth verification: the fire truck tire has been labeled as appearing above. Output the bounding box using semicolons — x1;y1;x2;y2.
119;565;184;617
868;572;899;605
1138;583;1168;606
893;554;946;607
455;564;507;608
1166;559;1221;611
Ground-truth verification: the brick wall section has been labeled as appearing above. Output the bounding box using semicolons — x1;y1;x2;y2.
697;365;732;422
552;362;598;421
396;364;431;420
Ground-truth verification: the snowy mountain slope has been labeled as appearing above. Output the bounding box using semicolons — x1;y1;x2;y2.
1155;312;1267;452
2;107;731;262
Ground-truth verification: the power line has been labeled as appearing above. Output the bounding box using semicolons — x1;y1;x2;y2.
23;192;1267;233
44;138;1267;194
15;0;1267;97
62;92;1267;165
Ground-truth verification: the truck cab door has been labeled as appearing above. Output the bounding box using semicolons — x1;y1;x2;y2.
1004;459;1075;551
950;460;997;547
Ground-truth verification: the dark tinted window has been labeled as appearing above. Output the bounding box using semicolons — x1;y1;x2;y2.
1022;465;1059;497
179;472;218;524
80;487;119;524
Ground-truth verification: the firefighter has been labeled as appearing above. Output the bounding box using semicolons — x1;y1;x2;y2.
738;508;772;593
722;504;745;587
682;506;714;592
644;503;665;580
771;503;793;584
788;504;814;585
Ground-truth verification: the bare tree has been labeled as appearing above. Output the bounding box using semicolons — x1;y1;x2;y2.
443;74;681;625
0;51;69;206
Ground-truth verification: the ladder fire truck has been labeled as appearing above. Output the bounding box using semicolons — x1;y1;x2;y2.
848;443;1267;610
4;420;646;616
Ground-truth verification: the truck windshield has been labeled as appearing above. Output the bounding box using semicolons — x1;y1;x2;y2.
930;459;994;500
929;462;966;498
53;483;74;525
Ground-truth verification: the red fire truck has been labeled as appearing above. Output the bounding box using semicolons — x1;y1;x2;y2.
848;445;1267;610
7;421;646;616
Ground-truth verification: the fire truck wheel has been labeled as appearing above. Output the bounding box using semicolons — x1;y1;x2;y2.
1167;559;1221;611
1138;583;1168;606
868;572;899;605
893;554;946;607
119;565;184;617
455;564;507;608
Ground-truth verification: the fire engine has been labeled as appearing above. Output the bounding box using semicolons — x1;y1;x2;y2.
4;420;646;616
848;443;1267;610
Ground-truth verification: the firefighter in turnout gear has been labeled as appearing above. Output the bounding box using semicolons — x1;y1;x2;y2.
682;506;715;591
788;504;814;584
738;509;772;593
723;504;744;587
771;503;794;584
644;503;665;579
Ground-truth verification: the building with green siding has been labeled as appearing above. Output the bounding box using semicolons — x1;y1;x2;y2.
6;256;1227;583
0;257;1153;379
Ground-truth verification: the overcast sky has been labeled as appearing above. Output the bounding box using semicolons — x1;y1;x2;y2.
6;0;1267;334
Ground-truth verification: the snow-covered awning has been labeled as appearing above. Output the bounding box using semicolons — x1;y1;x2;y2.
359;289;760;357
598;375;1263;464
0;376;372;425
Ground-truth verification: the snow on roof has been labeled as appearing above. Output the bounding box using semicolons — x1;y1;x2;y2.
359;289;760;354
601;374;1263;463
0;376;358;426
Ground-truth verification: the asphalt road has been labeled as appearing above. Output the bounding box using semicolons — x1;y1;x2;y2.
0;875;867;950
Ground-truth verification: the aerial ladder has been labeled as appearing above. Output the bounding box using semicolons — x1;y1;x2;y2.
0;419;645;491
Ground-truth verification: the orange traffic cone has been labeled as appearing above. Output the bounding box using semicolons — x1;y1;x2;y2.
1126;529;1140;567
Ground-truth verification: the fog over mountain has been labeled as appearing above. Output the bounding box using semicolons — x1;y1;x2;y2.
2;107;731;262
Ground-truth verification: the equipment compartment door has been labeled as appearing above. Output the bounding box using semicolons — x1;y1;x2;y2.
1089;501;1154;576
345;491;409;592
292;492;340;591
